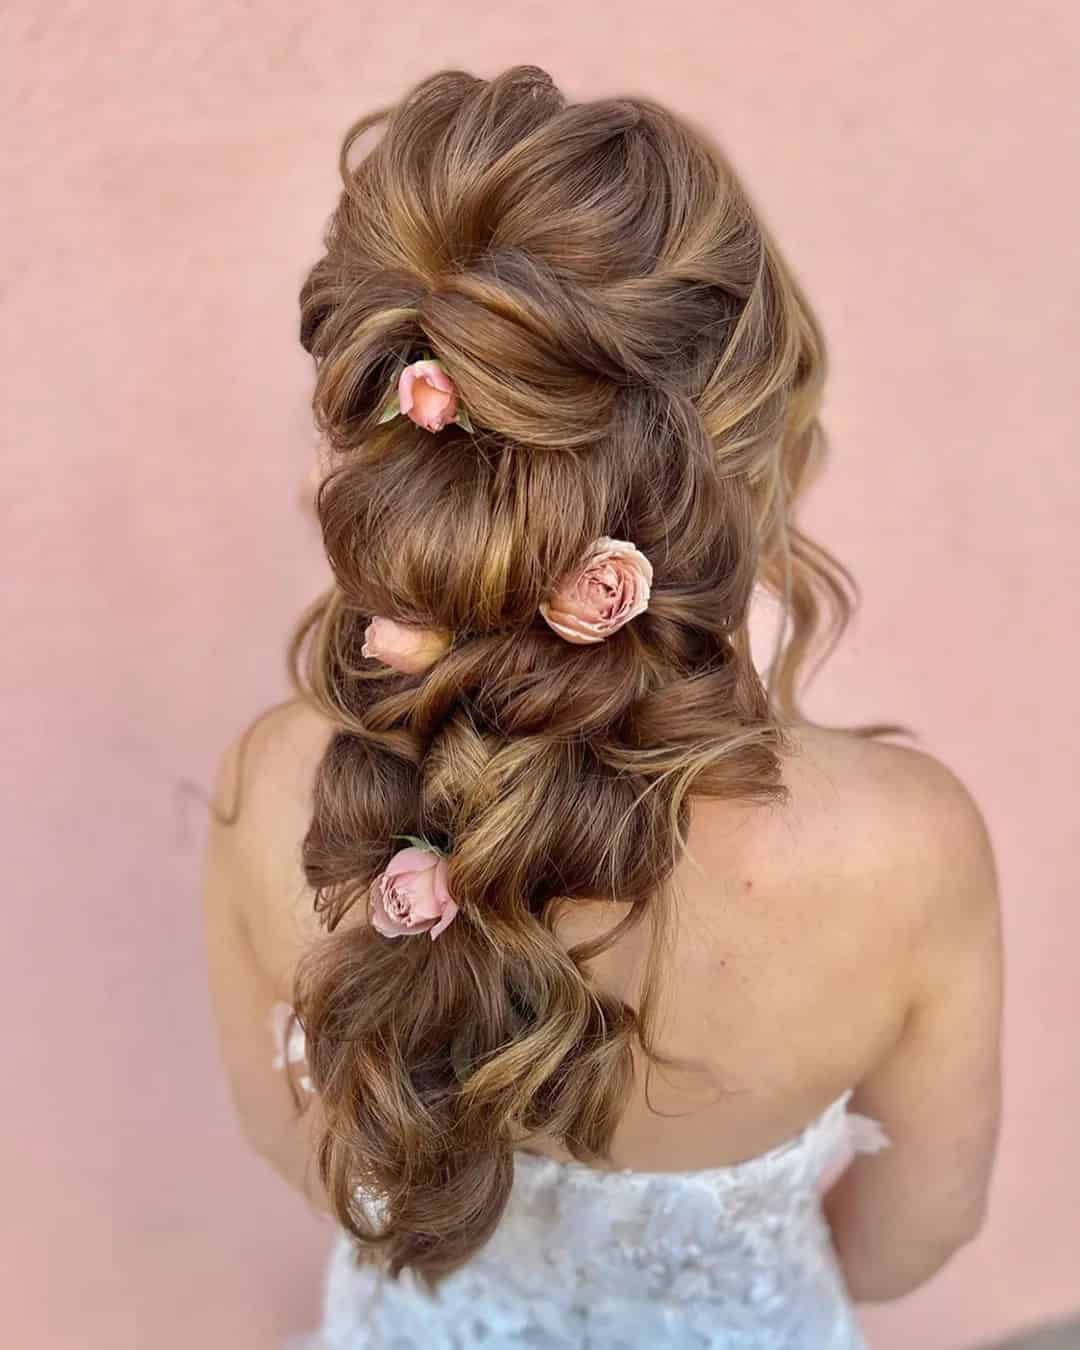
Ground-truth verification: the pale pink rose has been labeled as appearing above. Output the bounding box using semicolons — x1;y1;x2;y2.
362;616;452;674
398;359;460;432
369;846;459;940
539;537;653;644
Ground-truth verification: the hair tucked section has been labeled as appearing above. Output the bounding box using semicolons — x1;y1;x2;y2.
281;64;908;1288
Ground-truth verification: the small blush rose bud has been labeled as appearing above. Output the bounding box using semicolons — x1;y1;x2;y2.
398;359;459;432
361;616;452;674
376;357;474;432
539;537;653;644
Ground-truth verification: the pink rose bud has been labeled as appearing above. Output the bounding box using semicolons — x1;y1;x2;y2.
398;358;460;432
369;846;459;940
539;537;653;644
362;617;452;674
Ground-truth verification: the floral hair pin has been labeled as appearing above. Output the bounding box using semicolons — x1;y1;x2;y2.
540;536;653;644
377;353;474;433
362;616;452;674
370;836;459;940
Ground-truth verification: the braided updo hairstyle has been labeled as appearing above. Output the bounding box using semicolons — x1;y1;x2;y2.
283;64;903;1287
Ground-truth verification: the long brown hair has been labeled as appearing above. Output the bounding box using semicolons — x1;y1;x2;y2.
237;64;909;1287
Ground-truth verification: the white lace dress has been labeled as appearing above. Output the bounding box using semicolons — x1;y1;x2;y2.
271;1007;890;1349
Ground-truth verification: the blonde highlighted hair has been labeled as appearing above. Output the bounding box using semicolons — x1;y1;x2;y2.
227;64;909;1287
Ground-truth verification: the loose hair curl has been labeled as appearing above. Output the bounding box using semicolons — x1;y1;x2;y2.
266;65;907;1287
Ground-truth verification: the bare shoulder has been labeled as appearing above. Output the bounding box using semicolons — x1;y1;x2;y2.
208;697;336;983
799;728;1004;1281
786;723;1001;972
212;697;335;855
790;723;996;881
216;696;337;810
861;733;1001;992
789;720;987;815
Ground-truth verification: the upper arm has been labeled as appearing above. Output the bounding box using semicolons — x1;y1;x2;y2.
825;750;1004;1285
200;700;332;1205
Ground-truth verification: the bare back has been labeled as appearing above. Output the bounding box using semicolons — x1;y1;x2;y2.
216;696;1002;1300
236;702;995;1180
529;724;916;1170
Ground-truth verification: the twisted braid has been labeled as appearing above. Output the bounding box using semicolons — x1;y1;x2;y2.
280;64;901;1286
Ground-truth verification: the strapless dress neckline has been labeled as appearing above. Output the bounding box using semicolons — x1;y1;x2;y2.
273;1005;891;1348
512;1088;868;1182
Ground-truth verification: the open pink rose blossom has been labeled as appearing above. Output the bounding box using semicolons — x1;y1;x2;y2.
539;537;653;644
369;846;459;940
362;617;452;674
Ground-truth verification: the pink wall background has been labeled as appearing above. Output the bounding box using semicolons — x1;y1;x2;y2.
4;5;1078;1347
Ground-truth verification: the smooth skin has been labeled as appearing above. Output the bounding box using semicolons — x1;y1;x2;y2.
202;697;1003;1303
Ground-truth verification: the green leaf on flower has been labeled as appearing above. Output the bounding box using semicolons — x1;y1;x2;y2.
391;833;445;856
454;407;474;433
376;395;401;424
